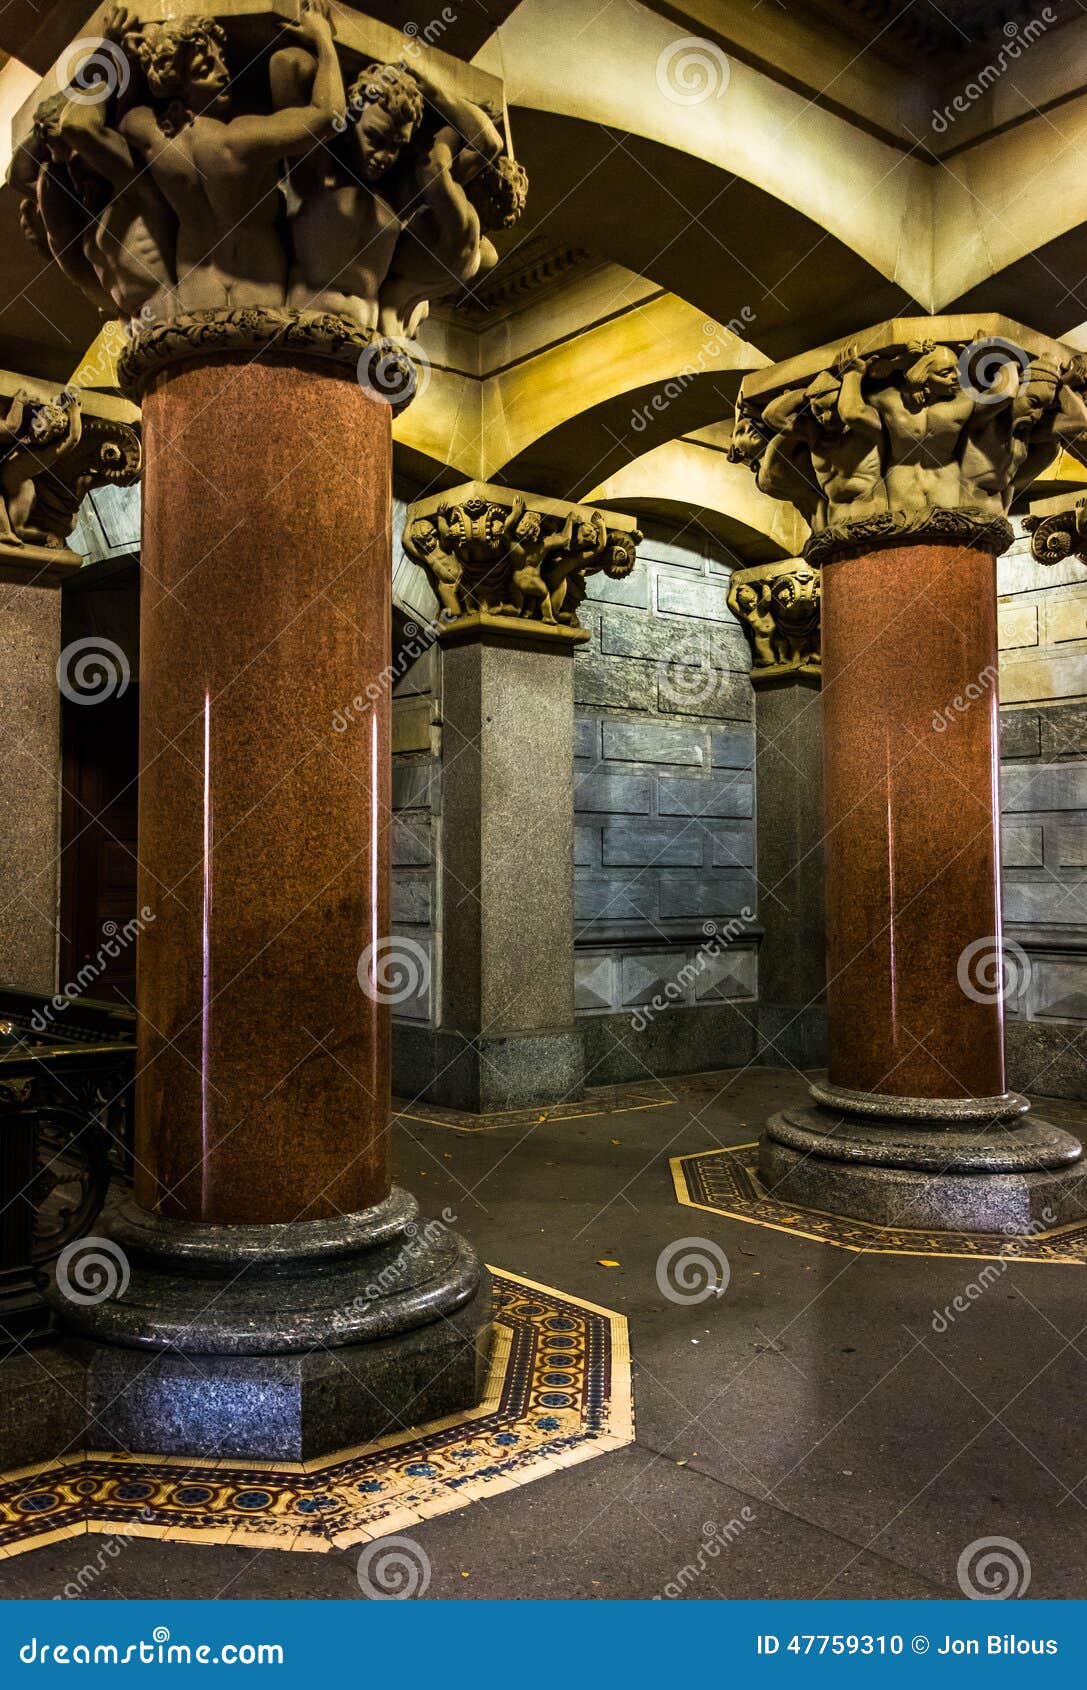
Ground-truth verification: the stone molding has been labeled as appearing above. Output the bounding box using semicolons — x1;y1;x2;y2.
727;558;820;682
730;315;1075;560
403;483;642;645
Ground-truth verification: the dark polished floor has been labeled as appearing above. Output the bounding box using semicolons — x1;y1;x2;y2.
3;1065;1086;1601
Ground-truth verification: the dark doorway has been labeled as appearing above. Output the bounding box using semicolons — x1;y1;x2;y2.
59;687;140;1007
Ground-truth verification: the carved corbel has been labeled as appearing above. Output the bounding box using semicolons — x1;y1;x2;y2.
727;559;821;684
402;481;641;645
0;374;141;587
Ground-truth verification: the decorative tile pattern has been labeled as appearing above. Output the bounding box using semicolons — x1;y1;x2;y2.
674;1145;1087;1264
0;1271;632;1560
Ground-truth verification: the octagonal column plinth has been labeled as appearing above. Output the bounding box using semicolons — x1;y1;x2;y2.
729;316;1086;1233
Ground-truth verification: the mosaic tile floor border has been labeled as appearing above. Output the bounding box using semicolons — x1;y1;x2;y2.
394;1070;745;1133
673;1145;1087;1264
0;1270;632;1561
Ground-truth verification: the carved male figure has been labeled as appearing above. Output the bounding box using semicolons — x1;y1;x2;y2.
270;52;425;329
107;1;345;313
0;389;82;547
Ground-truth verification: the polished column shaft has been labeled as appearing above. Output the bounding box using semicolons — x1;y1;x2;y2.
135;356;391;1224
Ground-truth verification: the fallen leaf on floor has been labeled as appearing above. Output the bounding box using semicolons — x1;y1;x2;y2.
597;1258;621;1268
676;1459;688;1467
610;1138;621;1145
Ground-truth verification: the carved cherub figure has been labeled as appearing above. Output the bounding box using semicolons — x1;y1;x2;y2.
960;355;1062;512
10;102;118;319
500;497;568;623
0;390;83;547
402;511;464;621
726;578;777;667
271;53;425;329
109;1;345;313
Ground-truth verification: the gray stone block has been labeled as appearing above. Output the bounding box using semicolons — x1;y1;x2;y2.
1001;824;1043;868
658;774;754;819
621;950;688;1007
1042;701;1087;759
602;823;704;867
692;944;758;1001
391;814;432;868
1060;825;1087;868
1031;957;1087;1021
658;870;756;918
1002;763;1087;813
580;1002;756;1084
575;769;653;815
658;669;753;722
574;876;658;922
392;759;438;812
573;648;657;711
574;715;599;760
710;824;755;867
656;575;733;623
1004;882;1087;924
600;606;747;668
1006;1017;1087;1100
601;718;707;766
584;560;651;609
391;878;432;925
711;727;756;769
1000;708;1041;759
574;825;598;868
575;953;618;1012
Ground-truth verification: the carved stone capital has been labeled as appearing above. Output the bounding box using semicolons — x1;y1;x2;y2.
732;315;1073;562
728;559;821;684
403;482;642;646
1025;492;1087;567
11;3;526;399
0;371;141;588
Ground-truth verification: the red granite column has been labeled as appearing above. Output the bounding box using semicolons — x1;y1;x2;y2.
819;541;1007;1108
134;355;391;1224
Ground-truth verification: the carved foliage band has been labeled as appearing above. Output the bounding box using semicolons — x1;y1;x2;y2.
403;492;641;638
